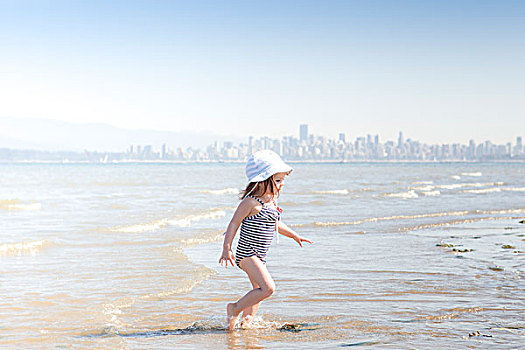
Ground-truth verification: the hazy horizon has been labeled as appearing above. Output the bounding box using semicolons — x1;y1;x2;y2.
0;117;522;154
1;1;524;146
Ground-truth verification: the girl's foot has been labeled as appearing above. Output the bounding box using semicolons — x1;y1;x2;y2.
227;303;240;330
240;315;254;329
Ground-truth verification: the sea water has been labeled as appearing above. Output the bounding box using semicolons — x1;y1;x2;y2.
1;162;523;349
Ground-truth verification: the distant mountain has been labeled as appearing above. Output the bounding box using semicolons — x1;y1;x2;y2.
0;117;243;152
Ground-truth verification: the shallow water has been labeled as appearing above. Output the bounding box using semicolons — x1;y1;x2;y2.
1;162;524;349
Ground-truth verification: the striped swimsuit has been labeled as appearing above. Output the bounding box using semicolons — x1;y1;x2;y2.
235;196;281;267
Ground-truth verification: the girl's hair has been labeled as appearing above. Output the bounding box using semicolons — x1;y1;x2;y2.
240;177;277;200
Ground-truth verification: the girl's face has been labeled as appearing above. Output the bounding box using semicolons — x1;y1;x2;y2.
272;172;287;193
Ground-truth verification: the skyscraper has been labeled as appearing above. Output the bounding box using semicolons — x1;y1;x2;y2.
300;124;308;142
398;131;404;148
248;136;254;155
469;139;476;158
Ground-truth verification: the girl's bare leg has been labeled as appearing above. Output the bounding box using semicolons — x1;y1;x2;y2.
241;277;261;326
226;257;275;330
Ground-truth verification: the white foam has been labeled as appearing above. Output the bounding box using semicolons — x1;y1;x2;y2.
477;208;525;215
411;181;434;185
110;209;227;233
383;190;418;199
313;208;525;229
314;221;359;227
313;189;350;195
0;240;51;257
410;185;435;191
502;187;525;192
461;186;525;194
155;266;217;297
313;210;470;227
166;218;192;228
437;182;503;190
461;172;482;177
0;199;42;211
461;188;502;194
421;190;441;196
179;232;224;247
110;219;169;233
201;188;240;195
451;175;461;180
438;184;464;190
168;209;226;227
10;203;42;210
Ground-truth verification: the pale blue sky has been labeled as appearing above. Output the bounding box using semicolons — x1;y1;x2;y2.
1;0;524;145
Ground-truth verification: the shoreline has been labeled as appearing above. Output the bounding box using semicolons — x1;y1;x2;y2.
2;159;525;165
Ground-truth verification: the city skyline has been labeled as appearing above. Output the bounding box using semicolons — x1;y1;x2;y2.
0;116;523;153
126;124;524;161
1;123;523;162
1;1;524;145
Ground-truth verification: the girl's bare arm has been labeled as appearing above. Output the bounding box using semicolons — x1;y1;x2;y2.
220;198;258;266
278;221;313;247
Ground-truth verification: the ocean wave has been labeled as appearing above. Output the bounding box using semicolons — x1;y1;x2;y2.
201;188;240;195
421;190;441;196
461;188;502;194
383;190;418;199
419;307;484;321
461;187;525;194
179;231;224;247
313;210;471;227
109;209;227;233
501;187;525;192
461;172;482;177
310;208;525;228
400;216;521;232
476;208;525;215
168;209;226;227
0;240;52;257
313;189;350;195
114;219;170;233
411;181;434;185
451;175;461;180
155;266;217;298
437;182;504;190
0;199;42;211
101;265;217;327
410;185;435;191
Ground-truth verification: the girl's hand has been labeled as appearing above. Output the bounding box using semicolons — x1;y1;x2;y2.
219;249;235;268
293;235;313;247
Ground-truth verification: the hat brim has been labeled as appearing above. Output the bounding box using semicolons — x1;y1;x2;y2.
248;165;293;183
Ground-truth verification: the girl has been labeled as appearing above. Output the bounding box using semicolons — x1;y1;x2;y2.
219;150;313;330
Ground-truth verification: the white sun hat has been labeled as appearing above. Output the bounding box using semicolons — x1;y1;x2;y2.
246;150;293;183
